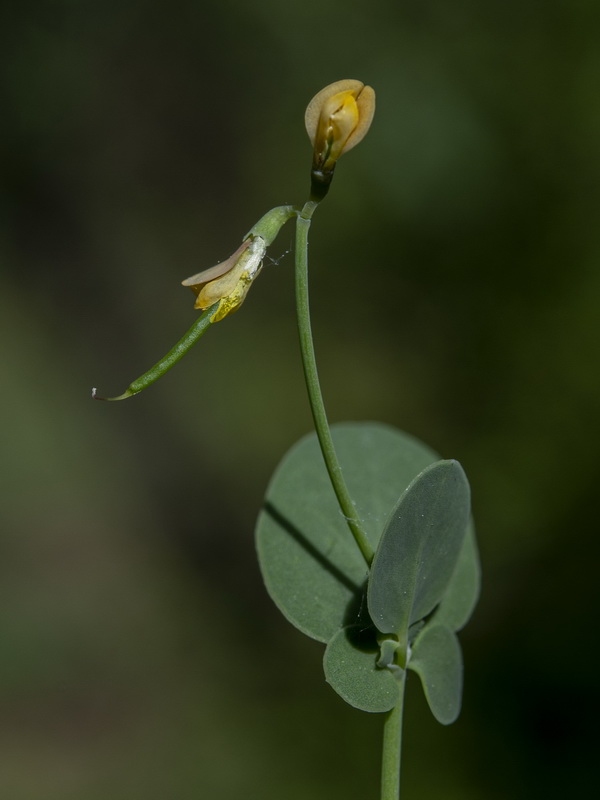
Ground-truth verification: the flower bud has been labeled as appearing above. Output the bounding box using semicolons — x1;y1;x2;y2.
305;79;375;199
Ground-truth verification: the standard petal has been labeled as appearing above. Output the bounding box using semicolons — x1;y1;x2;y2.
181;239;251;296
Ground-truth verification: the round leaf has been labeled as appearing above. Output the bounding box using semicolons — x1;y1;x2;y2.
408;623;463;725
432;521;481;632
256;423;438;642
323;625;399;713
368;460;471;639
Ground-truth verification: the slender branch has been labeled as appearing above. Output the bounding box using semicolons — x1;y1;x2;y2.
381;677;407;800
294;200;374;566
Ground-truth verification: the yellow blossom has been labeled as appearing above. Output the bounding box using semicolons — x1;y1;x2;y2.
182;236;267;322
305;79;375;196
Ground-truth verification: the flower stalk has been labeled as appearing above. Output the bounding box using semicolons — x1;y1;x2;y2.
294;200;374;566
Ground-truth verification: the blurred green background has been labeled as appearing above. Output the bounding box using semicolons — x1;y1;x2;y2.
1;0;599;797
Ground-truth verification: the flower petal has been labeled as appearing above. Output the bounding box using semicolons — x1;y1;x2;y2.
181;239;251;297
198;235;267;320
197;255;250;308
342;85;376;154
304;79;365;147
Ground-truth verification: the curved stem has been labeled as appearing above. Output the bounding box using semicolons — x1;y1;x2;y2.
381;677;407;800
294;200;374;566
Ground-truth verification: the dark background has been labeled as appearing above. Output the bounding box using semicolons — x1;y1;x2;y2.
1;1;598;798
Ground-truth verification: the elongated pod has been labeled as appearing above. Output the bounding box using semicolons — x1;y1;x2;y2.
92;303;217;401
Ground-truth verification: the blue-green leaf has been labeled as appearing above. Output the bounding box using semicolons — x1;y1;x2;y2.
432;521;481;632
408;623;463;725
367;460;471;640
256;423;439;643
323;625;400;713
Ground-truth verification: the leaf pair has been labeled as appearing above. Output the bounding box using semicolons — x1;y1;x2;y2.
255;422;480;723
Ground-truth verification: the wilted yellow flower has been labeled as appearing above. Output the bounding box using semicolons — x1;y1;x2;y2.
182;236;267;322
305;79;375;197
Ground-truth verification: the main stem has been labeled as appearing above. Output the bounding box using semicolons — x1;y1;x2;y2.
381;678;407;800
294;200;374;567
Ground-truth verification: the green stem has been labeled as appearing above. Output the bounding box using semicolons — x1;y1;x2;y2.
294;200;374;566
381;677;406;800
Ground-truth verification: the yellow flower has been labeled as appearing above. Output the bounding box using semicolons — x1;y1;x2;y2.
182;236;267;322
305;79;375;195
